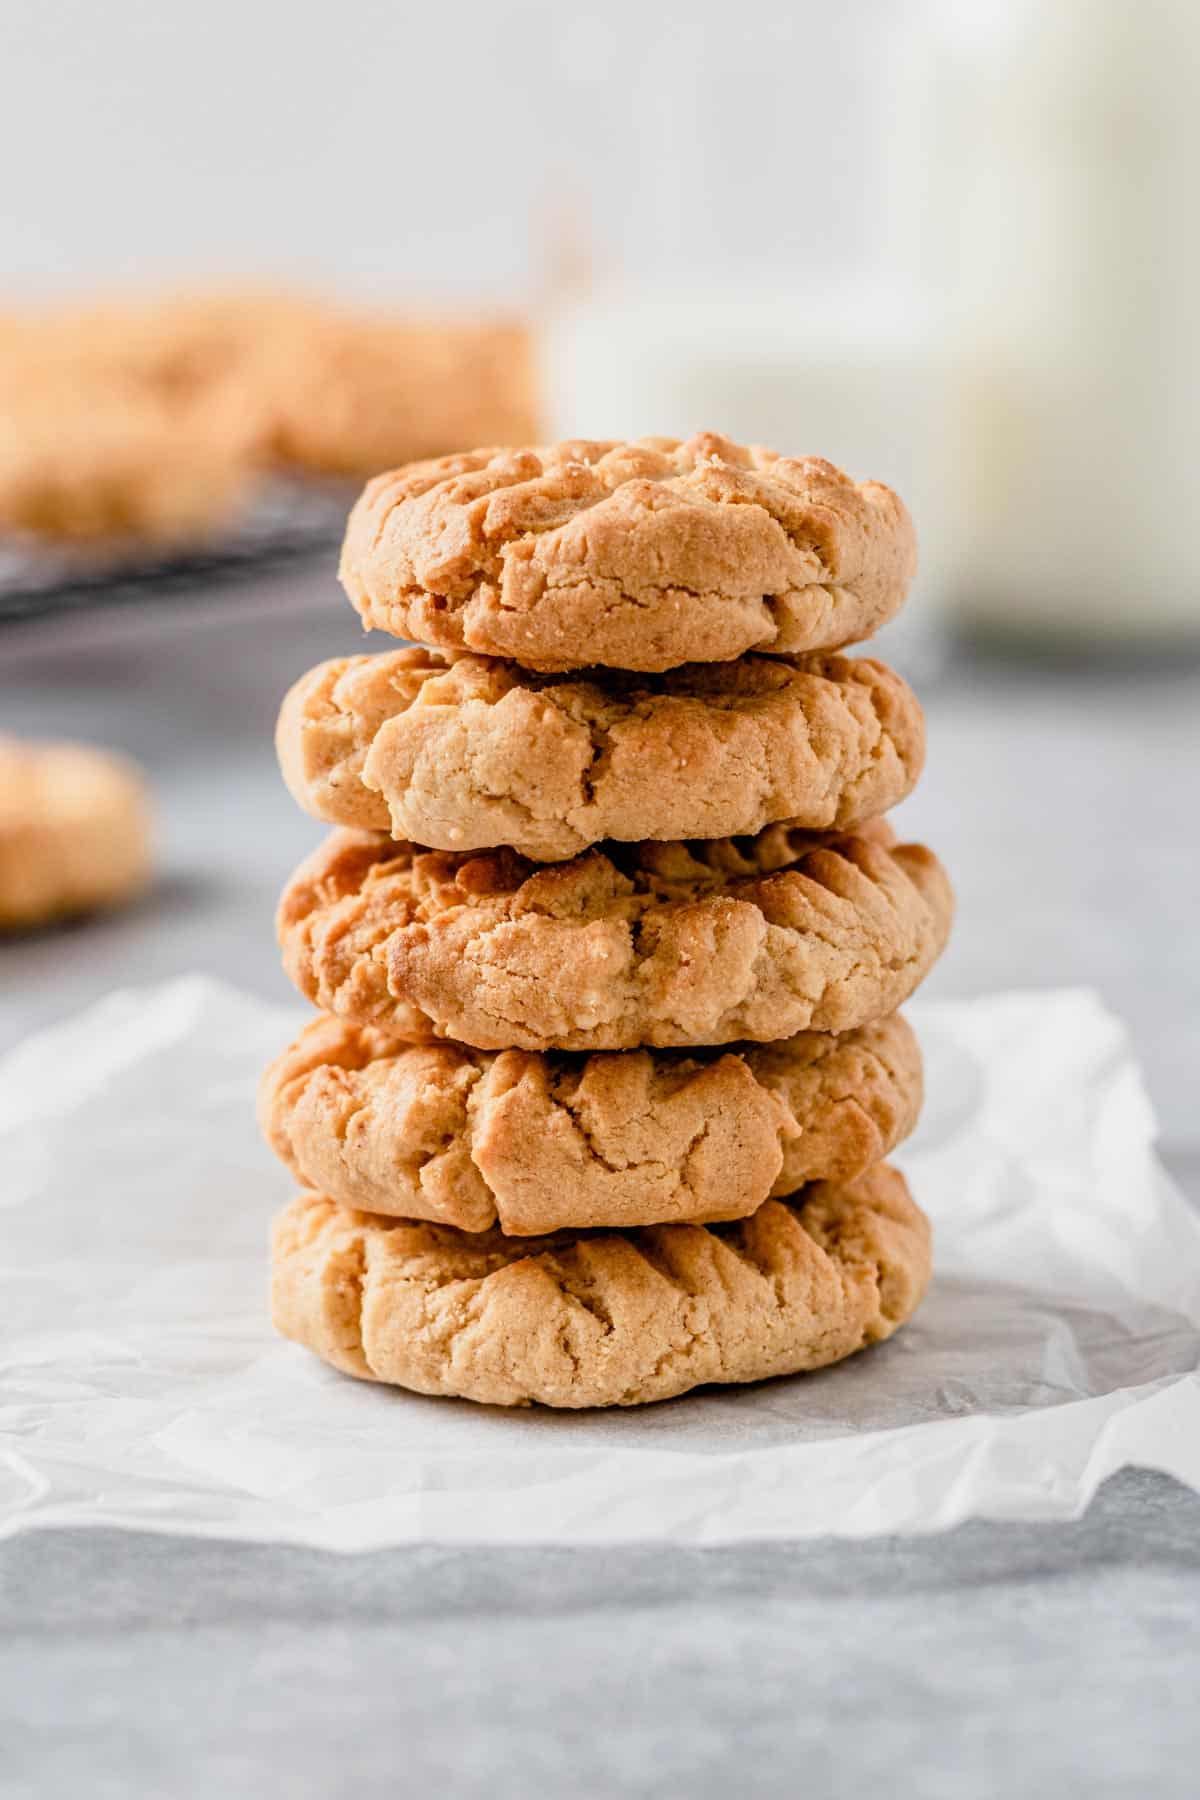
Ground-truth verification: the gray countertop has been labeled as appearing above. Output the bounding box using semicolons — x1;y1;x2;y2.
2;567;1198;1798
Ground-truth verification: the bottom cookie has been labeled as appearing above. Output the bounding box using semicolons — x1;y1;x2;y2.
271;1164;931;1408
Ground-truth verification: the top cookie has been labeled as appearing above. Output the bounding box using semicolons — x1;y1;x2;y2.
339;433;916;672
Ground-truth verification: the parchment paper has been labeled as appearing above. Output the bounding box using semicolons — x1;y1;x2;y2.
2;978;1197;1547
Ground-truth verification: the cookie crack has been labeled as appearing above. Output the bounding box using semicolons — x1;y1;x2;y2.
837;672;910;815
546;1085;688;1190
544;1256;616;1347
342;1237;369;1371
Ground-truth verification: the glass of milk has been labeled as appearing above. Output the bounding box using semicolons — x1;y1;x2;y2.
542;282;962;683
914;0;1200;647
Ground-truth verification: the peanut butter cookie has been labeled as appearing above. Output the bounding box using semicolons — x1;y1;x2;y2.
276;648;924;860
0;396;256;545
258;316;538;480
0;738;151;928
270;1163;931;1407
276;824;952;1051
260;1011;922;1234
339;433;916;672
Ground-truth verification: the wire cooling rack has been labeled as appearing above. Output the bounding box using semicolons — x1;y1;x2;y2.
0;478;351;626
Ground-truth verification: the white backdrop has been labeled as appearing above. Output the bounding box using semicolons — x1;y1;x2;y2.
1;0;914;302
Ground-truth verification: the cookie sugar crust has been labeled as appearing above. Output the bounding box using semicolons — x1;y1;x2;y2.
338;432;916;673
271;1163;931;1407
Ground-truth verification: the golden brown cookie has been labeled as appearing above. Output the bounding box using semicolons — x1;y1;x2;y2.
259;1011;922;1234
339;433;916;672
276;647;925;860
270;1163;931;1407
0;738;151;928
276;823;952;1051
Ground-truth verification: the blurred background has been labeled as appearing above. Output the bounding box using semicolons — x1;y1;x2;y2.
2;0;1197;1169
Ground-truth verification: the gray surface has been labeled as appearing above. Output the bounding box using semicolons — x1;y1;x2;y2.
2;574;1199;1798
3;1470;1198;1800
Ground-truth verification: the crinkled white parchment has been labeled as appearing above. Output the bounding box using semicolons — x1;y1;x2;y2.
1;978;1197;1548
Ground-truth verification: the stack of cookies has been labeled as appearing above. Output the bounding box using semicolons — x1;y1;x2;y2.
262;433;953;1408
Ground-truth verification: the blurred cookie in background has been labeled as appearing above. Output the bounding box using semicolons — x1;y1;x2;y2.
0;392;260;548
0;294;272;550
0;738;152;929
0;288;539;554
253;313;538;478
